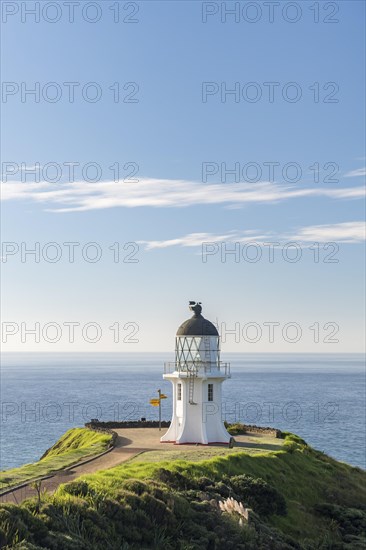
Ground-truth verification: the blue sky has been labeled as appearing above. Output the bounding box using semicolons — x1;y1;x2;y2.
1;0;365;352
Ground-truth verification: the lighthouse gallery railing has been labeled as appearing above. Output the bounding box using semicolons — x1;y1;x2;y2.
164;361;230;377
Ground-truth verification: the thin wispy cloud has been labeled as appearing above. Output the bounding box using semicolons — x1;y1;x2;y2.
1;179;364;212
139;230;266;250
290;221;366;243
139;222;366;250
344;167;366;177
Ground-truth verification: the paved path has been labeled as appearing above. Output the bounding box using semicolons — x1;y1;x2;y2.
0;428;282;505
0;432;143;505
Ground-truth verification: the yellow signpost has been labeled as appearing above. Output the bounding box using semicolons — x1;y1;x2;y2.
149;389;168;430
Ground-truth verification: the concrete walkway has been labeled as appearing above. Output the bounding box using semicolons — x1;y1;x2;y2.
0;428;282;505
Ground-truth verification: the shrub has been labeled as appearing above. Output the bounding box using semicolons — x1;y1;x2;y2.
315;503;366;537
225;474;287;516
281;432;307;446
196;476;215;490
120;478;150;495
59;480;90;497
154;468;195;490
226;423;247;435
0;504;49;548
140;492;174;525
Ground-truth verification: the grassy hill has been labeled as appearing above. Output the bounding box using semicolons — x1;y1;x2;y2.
0;428;113;491
0;430;365;549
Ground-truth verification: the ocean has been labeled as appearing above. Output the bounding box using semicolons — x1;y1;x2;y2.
0;353;365;470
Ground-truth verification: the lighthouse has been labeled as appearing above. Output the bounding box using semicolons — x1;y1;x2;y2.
161;302;231;445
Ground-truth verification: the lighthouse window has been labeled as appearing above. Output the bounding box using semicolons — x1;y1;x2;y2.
177;383;182;401
176;336;203;368
208;383;213;402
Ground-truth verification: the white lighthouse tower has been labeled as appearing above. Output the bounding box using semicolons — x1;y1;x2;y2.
161;302;231;445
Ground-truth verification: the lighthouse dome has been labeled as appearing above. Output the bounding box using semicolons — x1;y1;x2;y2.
176;302;219;336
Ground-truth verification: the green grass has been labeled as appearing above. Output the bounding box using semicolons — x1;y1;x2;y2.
131;448;262;463
130;434;285;464
0;431;365;548
78;434;366;543
0;428;112;491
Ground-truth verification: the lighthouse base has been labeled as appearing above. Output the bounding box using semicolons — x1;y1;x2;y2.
160;420;231;445
160;373;231;445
